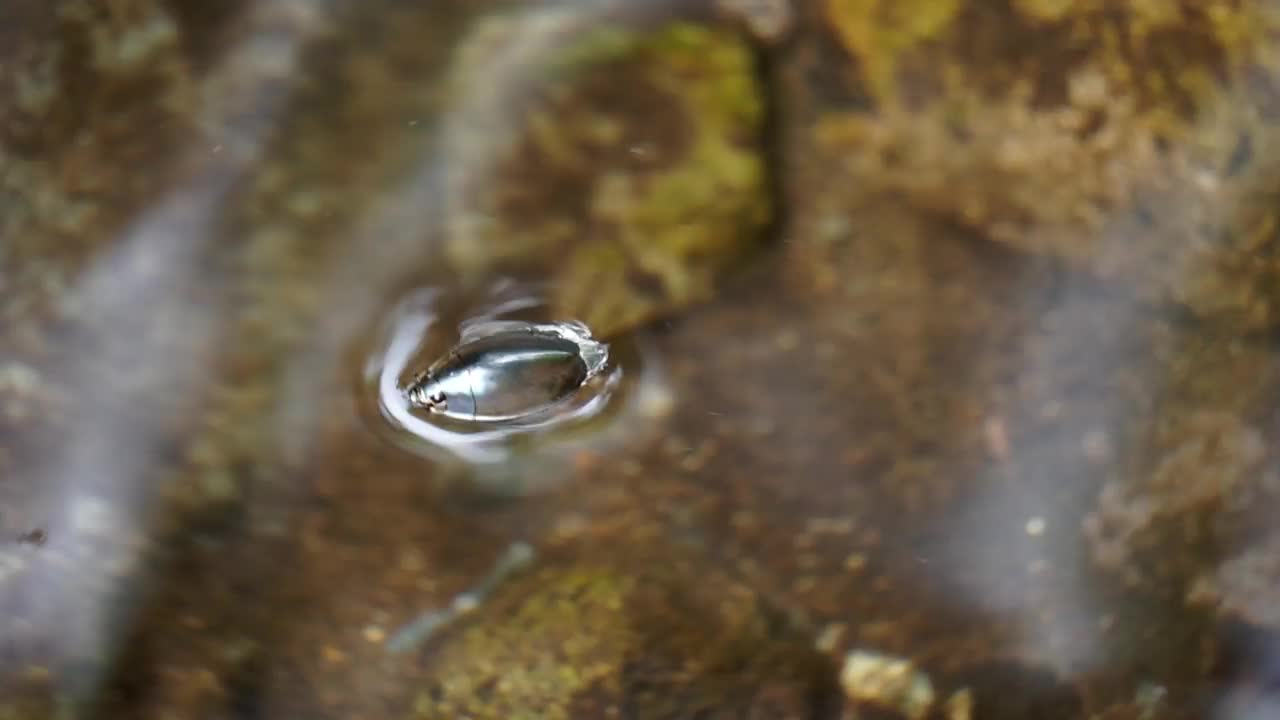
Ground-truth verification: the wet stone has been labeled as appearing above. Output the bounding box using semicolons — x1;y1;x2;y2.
408;547;840;720
784;0;1280;331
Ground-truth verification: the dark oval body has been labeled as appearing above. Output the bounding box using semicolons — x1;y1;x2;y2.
409;333;589;422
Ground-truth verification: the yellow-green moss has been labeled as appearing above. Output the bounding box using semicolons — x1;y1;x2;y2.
554;24;767;334
824;0;962;102
443;12;769;338
412;567;636;720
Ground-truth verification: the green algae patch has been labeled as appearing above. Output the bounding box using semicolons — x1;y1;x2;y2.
410;565;634;720
441;10;770;338
408;552;836;719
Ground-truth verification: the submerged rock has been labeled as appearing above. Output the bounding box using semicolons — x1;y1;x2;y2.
408;551;838;720
787;0;1280;331
439;6;771;338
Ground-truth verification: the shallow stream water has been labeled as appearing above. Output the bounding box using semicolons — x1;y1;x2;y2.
4;2;1280;719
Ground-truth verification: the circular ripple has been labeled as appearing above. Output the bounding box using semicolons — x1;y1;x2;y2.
362;280;666;496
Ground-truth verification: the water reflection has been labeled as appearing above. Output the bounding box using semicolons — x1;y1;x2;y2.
4;0;1280;717
367;284;666;494
1211;620;1280;720
0;2;314;708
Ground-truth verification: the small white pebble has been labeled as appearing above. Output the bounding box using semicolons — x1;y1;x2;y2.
0;552;28;582
840;650;936;720
69;495;114;536
637;384;675;420
1081;429;1111;462
1025;516;1047;536
0;362;41;393
814;623;846;654
452;593;479;615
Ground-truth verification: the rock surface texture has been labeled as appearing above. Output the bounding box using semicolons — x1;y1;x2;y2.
2;1;1280;719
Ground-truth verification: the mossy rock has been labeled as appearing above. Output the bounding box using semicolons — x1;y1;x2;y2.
789;0;1280;331
440;7;771;338
410;557;835;719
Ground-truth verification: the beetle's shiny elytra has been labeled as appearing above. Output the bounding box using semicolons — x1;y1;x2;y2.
404;322;608;423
